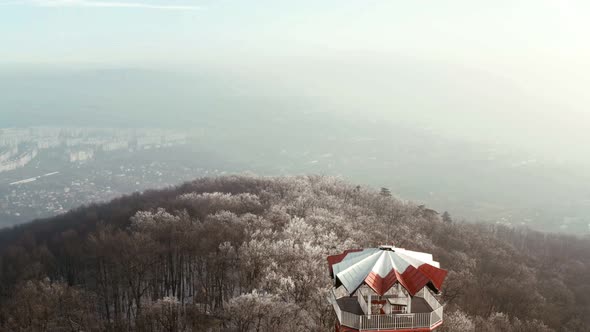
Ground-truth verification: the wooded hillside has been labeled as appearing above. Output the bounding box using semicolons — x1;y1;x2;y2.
1;175;589;331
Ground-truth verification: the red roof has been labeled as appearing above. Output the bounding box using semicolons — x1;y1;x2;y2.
327;246;447;296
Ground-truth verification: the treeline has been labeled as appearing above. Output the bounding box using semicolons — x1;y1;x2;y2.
0;175;589;331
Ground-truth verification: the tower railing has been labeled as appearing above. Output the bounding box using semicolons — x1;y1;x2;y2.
329;288;444;330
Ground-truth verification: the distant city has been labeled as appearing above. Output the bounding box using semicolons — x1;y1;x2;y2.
0;127;190;172
1;125;589;234
0;127;225;227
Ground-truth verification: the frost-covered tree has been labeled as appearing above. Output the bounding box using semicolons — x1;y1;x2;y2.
439;309;475;332
4;279;101;331
1;175;588;331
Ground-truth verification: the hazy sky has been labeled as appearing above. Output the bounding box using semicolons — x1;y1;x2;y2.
1;0;589;162
1;1;589;64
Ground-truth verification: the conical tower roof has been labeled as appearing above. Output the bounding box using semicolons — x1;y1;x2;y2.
327;246;447;296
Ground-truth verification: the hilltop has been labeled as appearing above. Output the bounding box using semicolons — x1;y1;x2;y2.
1;175;589;331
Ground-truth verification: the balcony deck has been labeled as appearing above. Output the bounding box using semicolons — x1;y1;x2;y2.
330;288;444;331
336;296;434;315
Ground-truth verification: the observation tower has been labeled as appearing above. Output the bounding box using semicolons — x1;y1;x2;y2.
327;246;447;331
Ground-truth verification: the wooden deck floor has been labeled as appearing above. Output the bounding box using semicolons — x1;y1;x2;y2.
336;297;433;315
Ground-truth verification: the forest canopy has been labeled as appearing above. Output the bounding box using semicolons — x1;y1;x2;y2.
1;175;589;331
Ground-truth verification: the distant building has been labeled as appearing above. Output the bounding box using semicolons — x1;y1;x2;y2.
136;135;162;150
0;146;18;163
37;137;61;149
69;149;94;162
102;141;129;152
0;148;38;173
